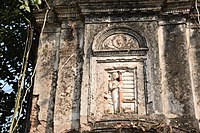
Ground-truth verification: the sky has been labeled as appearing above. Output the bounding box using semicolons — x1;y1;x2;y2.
0;80;13;94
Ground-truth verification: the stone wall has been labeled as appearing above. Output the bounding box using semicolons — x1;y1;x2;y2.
29;25;61;132
29;1;200;132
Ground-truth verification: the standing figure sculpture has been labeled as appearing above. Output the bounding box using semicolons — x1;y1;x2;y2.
108;72;122;113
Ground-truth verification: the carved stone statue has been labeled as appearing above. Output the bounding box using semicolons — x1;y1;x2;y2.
108;72;122;113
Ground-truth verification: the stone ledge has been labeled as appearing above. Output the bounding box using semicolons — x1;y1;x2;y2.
86;114;199;133
34;1;200;24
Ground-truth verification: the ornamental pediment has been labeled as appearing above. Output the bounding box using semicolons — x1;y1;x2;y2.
100;33;139;51
92;26;147;53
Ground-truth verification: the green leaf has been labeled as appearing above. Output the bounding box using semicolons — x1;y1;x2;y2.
19;5;25;10
25;6;30;12
18;0;23;3
37;0;42;5
24;0;29;6
33;0;42;5
19;3;31;12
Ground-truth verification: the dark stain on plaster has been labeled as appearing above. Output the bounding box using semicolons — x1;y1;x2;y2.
164;24;194;115
70;21;84;131
45;31;60;133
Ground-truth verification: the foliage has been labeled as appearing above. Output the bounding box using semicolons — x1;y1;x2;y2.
0;0;39;132
19;0;42;12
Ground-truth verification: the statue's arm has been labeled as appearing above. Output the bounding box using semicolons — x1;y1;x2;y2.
108;81;113;91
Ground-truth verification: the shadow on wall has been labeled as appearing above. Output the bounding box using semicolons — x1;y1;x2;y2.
70;21;84;132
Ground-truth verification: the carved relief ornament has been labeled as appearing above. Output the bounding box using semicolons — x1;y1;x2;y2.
102;34;139;50
92;27;148;53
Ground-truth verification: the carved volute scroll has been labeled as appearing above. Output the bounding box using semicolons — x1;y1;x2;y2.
92;26;148;53
101;34;139;50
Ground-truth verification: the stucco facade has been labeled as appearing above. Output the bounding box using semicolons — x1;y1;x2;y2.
29;0;200;132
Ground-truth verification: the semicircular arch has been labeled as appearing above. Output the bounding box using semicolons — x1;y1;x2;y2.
92;26;147;51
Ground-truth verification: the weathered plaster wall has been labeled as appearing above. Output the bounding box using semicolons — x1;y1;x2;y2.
79;21;199;132
54;22;77;132
80;21;162;112
161;23;198;129
30;25;61;132
30;23;200;133
30;1;200;132
29;20;84;133
164;24;193;116
189;27;200;127
130;22;163;115
54;20;83;132
79;21;164;132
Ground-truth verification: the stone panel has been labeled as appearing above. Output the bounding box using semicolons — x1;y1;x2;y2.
30;25;61;132
133;21;163;114
189;27;200;127
54;21;83;132
80;23;151;131
162;24;197;129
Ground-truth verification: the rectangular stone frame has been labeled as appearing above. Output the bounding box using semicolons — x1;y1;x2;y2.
87;56;147;122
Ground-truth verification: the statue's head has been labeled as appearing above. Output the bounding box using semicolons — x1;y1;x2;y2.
111;72;118;80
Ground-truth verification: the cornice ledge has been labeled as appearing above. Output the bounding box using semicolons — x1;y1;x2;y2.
79;1;162;15
54;5;80;20
161;1;192;15
34;9;59;25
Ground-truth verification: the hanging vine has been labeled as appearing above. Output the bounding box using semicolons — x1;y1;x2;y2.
8;0;50;132
9;23;33;133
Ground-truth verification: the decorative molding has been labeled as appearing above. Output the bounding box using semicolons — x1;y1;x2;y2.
96;58;146;63
158;17;187;26
33;1;199;26
84;15;158;24
101;34;139;50
161;9;190;16
79;1;162;15
93;50;148;57
92;26;148;55
34;10;58;25
88;57;147;122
